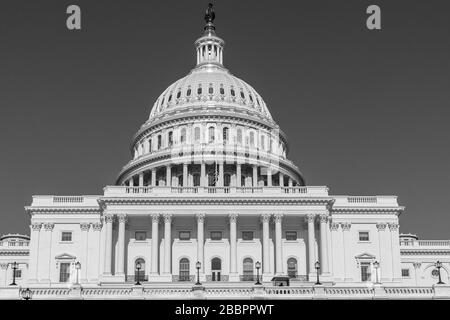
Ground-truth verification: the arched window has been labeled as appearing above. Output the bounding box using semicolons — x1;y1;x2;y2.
249;94;253;103
197;86;202;95
208;86;213;94
168;94;172;102
186;88;191;96
193;174;200;187
220;86;225;95
179;258;190;281
135;258;145;282
224;174;231;187
180;128;186;144
157;135;162;149
208;126;215;142
243;258;254;281
148;139;152;152
237;128;242;145
211;257;222;281
240;90;245;99
249;132;255;147
261;136;265;150
230;88;235;97
194;127;201;142
177;91;181;99
287;258;298;278
222;127;229;143
168;131;173;147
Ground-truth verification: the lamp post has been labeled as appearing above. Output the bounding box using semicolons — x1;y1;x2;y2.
10;262;18;286
21;288;32;300
74;261;81;285
135;262;142;285
373;261;380;284
315;261;321;285
255;261;261;285
196;261;202;285
436;261;444;285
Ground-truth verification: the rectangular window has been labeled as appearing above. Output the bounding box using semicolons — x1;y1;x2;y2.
210;231;222;241
14;269;22;278
286;231;297;241
59;263;71;283
360;262;371;282
61;232;72;242
179;231;191;240
135;231;146;241
242;231;254;241
359;231;370;242
402;269;410;277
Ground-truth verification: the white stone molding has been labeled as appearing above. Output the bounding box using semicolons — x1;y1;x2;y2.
43;223;54;231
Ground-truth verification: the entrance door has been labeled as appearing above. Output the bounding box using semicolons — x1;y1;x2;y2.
211;257;222;281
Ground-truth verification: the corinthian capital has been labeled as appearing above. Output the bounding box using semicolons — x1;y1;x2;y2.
196;213;206;223
376;223;387;231
330;222;340;231
117;214;128;224
260;214;271;224
163;213;173;223
151;214;160;223
31;223;42;231
388;223;399;231
341;222;351;231
80;223;90;231
43;223;54;231
305;214;315;223
104;214;114;223
92;222;102;231
273;213;283;224
228;213;238;223
319;214;328;223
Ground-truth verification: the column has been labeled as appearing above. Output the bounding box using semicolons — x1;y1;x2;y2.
306;214;316;275
90;223;102;281
389;223;402;281
196;213;205;273
117;214;127;276
166;165;172;187
39;223;54;282
319;214;329;274
28;223;42;282
267;168;272;187
274;214;283;275
80;223;90;282
236;163;241;187
229;213;238;277
330;222;344;281
163;214;172;274
183;164;188;187
151;214;159;275
341;222;353;281
103;214;114;275
260;214;271;275
128;178;134;187
151;169;157;187
139;172;144;187
252;165;258;186
376;223;390;281
218;162;224;187
279;172;284;187
413;262;421;286
288;178;293;187
201;163;206;187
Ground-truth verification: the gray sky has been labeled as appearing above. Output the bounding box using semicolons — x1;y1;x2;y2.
0;0;449;239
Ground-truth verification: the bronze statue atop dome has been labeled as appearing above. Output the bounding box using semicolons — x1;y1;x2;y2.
204;3;215;23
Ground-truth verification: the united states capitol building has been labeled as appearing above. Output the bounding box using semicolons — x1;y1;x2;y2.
1;5;449;300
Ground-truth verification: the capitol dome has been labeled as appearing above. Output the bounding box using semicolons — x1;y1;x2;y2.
116;8;304;188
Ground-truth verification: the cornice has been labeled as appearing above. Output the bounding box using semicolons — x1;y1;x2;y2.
331;206;405;215
0;250;29;256
401;249;450;256
25;206;101;215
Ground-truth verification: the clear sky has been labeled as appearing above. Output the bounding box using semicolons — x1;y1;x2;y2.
0;0;449;239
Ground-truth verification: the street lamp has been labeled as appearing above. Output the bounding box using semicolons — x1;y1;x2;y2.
436;261;444;285
195;261;202;285
21;288;32;300
373;261;380;284
135;262;142;285
255;261;261;285
10;262;18;286
315;261;321;285
75;261;81;285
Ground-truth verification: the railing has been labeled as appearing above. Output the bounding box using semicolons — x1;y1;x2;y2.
53;196;84;203
399;240;450;247
347;196;378;204
0;241;30;247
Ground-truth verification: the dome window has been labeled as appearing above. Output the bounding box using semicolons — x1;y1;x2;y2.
168;94;172;102
230;88;235;97
161;97;165;106
177;91;181;99
220;86;225;95
209;86;213;94
197;86;202;95
194;127;201;142
180;128;187;144
237;128;243;145
240;90;245;99
249;94;253;102
186;88;191;96
208;126;215;142
223;127;229;143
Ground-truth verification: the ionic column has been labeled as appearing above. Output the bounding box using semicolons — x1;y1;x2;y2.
201;163;206;187
151;169;156;187
103;214;114;275
117;214;127;275
166;165;172;187
183;164;188;187
163;214;172;274
319;214;329;274
306;214;316;274
236;163;241;187
196;213;205;272
274;214;283;275
279;172;284;187
80;223;90;281
229;213;238;276
139;173;144;187
151;214;160;275
267;168;272;187
261;214;271;275
252;165;258;186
